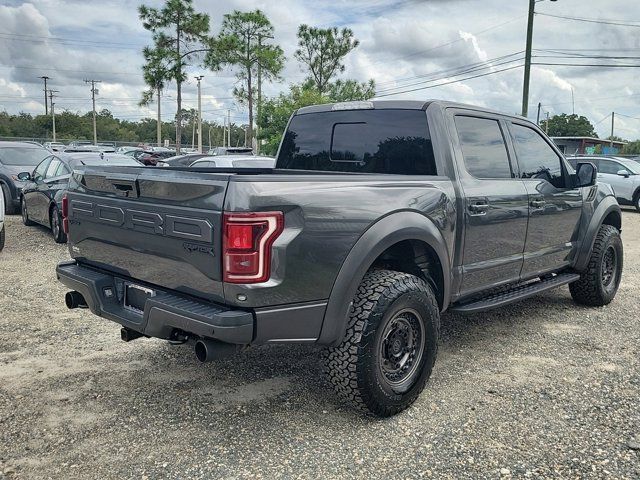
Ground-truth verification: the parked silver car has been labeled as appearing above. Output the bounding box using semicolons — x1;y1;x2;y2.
569;156;640;211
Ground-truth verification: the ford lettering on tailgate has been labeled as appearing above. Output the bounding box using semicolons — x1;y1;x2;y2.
70;199;213;243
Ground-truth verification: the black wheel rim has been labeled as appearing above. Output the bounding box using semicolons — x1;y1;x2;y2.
378;308;426;392
52;210;60;238
601;245;617;288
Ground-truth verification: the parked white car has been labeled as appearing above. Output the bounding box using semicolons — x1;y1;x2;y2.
0;189;5;251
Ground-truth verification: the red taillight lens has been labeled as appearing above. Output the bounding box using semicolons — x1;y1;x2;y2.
61;194;68;218
61;194;69;234
223;211;284;284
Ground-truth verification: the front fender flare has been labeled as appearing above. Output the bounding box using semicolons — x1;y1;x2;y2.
317;211;451;346
574;195;621;272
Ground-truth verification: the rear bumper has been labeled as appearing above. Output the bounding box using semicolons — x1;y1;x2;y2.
56;261;254;344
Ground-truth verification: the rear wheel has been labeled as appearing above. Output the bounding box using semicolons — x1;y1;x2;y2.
570;224;622;306
50;205;67;244
324;269;440;417
0;224;5;251
21;197;34;226
634;191;640;213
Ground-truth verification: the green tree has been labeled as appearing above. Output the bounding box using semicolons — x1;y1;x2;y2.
138;0;210;153
205;10;284;148
295;25;360;94
139;53;170;146
258;80;376;155
622;140;640;155
540;113;597;137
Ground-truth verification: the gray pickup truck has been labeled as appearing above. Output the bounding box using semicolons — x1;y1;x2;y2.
57;100;623;417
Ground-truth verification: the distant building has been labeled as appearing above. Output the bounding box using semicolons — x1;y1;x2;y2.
552;136;626;155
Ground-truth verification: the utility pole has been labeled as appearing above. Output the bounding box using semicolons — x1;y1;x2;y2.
227;109;231;148
40;76;50;115
195;75;204;153
545;112;550;134
521;0;558;117
571;86;575;115
610;112;615;147
48;89;58;142
84;79;101;145
536;102;542;125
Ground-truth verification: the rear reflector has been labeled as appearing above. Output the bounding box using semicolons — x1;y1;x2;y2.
223;211;284;284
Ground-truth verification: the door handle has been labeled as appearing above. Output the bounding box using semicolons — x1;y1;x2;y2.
530;199;546;208
468;203;489;214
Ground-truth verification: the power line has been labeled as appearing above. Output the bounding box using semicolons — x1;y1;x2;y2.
374;64;523;98
536;12;640;28
533;62;640;68
376;55;524;94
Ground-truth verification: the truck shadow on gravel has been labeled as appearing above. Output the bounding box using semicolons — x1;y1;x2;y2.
128;289;590;419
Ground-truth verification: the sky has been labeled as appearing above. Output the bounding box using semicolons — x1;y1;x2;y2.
0;0;639;139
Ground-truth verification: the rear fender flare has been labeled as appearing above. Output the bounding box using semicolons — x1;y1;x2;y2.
318;211;451;346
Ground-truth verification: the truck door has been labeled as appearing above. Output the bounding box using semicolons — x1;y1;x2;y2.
507;122;582;278
453;114;529;296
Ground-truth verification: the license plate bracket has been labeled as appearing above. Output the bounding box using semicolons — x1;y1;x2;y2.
124;283;155;314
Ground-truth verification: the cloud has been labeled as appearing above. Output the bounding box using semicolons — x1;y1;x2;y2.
0;0;639;139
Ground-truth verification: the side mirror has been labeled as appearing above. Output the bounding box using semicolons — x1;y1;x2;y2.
616;169;630;178
17;172;31;181
575;162;597;188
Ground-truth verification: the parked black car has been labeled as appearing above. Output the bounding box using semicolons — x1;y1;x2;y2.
19;152;142;243
0;141;50;214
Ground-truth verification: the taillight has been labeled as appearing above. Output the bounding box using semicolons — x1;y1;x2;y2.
223;211;284;283
61;194;69;234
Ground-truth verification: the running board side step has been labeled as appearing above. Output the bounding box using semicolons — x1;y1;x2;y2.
449;272;581;314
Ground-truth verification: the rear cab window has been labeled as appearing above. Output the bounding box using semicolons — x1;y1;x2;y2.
277;109;437;175
454;116;513;179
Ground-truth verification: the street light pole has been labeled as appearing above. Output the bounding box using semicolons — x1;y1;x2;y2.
195;75;204;154
521;0;557;117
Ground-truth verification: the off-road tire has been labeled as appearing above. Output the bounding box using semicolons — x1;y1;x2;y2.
2;184;17;215
324;269;440;417
50;205;67;244
0;224;4;251
570;224;622;306
21;197;34;226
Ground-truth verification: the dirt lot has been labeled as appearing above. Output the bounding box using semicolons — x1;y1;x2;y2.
0;213;638;479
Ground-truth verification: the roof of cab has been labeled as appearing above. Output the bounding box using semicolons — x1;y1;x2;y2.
295;99;528;123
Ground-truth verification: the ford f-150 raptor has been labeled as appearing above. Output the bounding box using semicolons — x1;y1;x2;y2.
56;100;623;416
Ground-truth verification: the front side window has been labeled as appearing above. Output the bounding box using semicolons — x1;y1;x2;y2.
277;109;437;175
45;159;61;178
511;124;565;188
598;159;625;175
454;116;512;179
33;157;52;181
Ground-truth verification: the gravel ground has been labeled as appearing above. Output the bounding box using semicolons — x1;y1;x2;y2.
0;213;638;479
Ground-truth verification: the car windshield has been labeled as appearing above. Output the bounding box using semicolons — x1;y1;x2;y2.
0;146;49;166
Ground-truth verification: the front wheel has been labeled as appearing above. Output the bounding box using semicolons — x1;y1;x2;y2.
570;224;623;306
324;270;440;417
0;224;4;251
2;184;17;215
50;205;67;244
21;197;34;226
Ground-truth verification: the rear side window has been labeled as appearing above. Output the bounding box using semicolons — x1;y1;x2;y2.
511;124;565;188
277;109;437;175
454;116;512;179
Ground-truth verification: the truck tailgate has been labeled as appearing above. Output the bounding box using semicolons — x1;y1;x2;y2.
66;166;229;302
